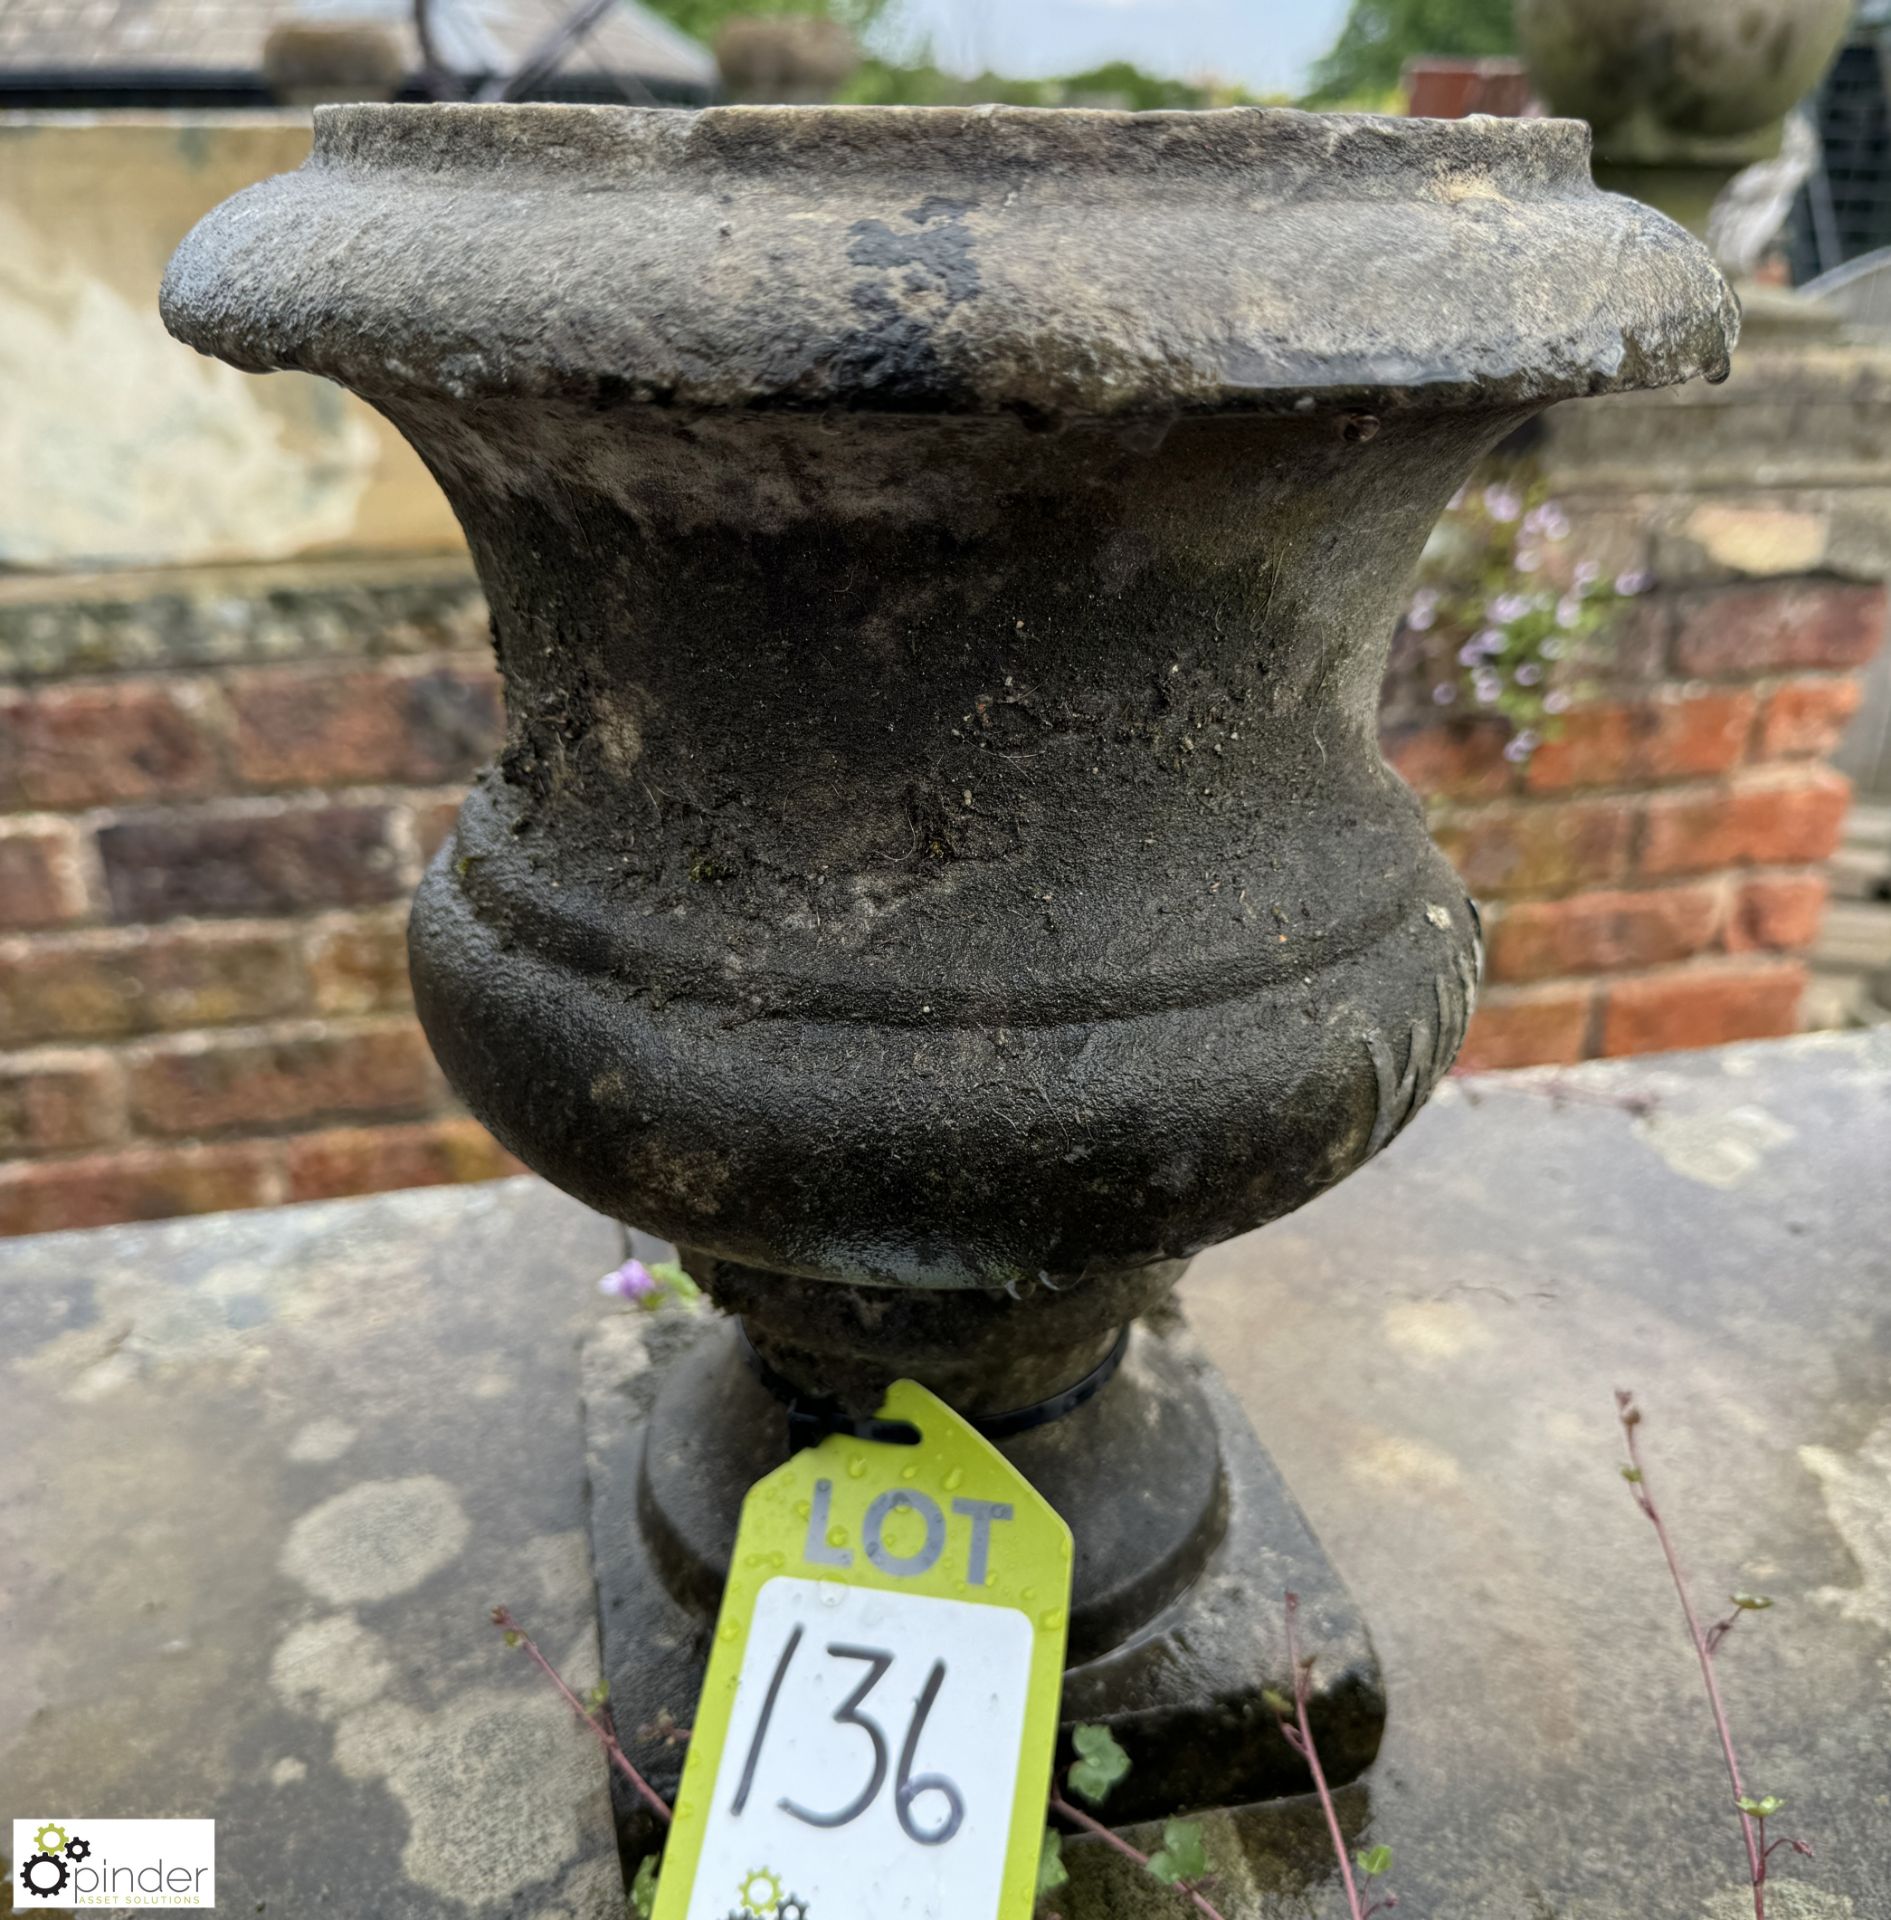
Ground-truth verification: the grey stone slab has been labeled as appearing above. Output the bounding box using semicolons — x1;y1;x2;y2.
5;1033;1888;1920
1060;1031;1891;1919
0;1177;628;1919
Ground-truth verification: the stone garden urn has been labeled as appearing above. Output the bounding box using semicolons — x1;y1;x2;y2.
163;102;1734;1826
1515;0;1853;240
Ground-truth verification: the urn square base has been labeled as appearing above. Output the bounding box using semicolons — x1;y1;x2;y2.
583;1302;1384;1863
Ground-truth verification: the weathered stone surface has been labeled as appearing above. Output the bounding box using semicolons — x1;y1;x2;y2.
163;105;1735;418
0;1178;626;1917
5;1035;1886;1917
586;1304;1381;1855
1516;0;1851;145
161;103;1735;1291
1081;1028;1890;1918
154;100;1739;1826
1515;0;1851;239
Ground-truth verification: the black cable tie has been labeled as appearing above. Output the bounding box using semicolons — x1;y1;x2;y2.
738;1322;1132;1453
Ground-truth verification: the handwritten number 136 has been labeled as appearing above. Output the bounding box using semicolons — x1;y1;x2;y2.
730;1624;967;1846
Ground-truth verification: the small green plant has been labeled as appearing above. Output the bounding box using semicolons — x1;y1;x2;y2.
1617;1392;1812;1920
1403;476;1651;768
598;1256;702;1311
1041;1724;1226;1920
1268;1594;1398;1920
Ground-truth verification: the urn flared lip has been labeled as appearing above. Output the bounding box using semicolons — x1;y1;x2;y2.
162;101;1739;420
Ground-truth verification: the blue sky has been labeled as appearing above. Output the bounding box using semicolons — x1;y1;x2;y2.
874;0;1352;95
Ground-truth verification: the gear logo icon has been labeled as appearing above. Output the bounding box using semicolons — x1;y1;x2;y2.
778;1899;809;1920
18;1851;70;1901
737;1866;784;1916
16;1823;93;1903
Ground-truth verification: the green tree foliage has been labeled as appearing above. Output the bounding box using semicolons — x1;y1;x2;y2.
639;0;895;42
840;56;1264;109
1304;0;1516;106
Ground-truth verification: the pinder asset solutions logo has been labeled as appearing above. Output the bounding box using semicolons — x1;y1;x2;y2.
12;1819;215;1909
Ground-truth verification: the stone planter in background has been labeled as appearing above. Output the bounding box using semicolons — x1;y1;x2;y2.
1514;0;1852;239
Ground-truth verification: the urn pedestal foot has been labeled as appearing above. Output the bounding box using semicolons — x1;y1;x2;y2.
583;1304;1383;1862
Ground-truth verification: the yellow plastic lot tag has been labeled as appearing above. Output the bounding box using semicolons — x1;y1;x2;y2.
653;1379;1073;1920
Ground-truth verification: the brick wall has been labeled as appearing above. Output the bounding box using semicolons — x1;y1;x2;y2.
1;550;1881;1237
0;561;520;1235
1383;575;1878;1070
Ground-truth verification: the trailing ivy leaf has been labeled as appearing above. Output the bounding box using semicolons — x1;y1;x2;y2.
647;1262;702;1308
1737;1795;1785;1819
1261;1687;1294;1717
1730;1593;1774;1612
1067;1724;1131;1805
1147;1819;1209;1886
1036;1828;1069;1897
1620;1466;1643;1483
1357;1844;1394;1877
629;1855;659;1919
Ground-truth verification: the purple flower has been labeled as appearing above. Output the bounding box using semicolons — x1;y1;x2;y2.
1488;593;1531;624
1473;670;1503;704
1408;603;1436;632
1432;682;1457;705
1523;504;1570;542
1574;560;1602;587
1544;688;1573;714
1515;661;1543;686
1483;485;1523;524
1615;570;1653;596
1515;548;1542;575
1541;636;1564;660
599;1258;659;1303
1556;594;1584;629
1503;729;1541;765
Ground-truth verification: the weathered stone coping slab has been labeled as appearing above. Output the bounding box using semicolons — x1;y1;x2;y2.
0;1179;626;1918
3;1030;1886;1915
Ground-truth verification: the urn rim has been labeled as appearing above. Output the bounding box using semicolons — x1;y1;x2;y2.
162;100;1739;420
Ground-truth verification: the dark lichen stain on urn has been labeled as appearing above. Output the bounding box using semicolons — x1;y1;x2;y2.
839;196;982;403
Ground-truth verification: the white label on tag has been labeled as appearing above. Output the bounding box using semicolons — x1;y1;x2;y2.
683;1576;1033;1920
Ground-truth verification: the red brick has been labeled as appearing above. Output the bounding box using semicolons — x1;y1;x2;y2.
0;1139;282;1237
0;923;305;1045
0;1050;127;1153
1589;599;1673;686
1728;873;1829;954
1671;582;1886;678
1753;676;1865;760
97;801;412;923
1431;798;1634;899
1382;721;1515;802
1486;885;1722;984
411;790;467;864
229;661;501;790
126;1018;441;1137
0;681;225;810
1525;690;1755;794
1638;770;1851;878
1456;983;1595;1071
0;816;98;930
1601;962;1806;1057
306;909;413;1014
283;1117;521;1203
